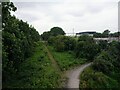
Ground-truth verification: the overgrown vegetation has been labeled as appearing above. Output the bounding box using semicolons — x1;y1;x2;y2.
48;46;86;71
80;41;120;89
48;35;100;61
3;42;61;88
80;67;118;88
2;2;40;84
75;35;100;60
2;1;120;89
48;35;76;52
47;35;99;71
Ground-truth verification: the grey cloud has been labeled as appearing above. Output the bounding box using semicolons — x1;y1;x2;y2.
12;1;118;34
14;2;38;9
15;12;39;22
86;2;116;14
68;12;84;17
14;2;62;10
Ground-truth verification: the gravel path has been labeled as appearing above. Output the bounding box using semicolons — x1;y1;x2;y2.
66;62;92;88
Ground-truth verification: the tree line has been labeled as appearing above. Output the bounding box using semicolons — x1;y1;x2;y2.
41;27;107;61
2;2;40;82
94;29;120;38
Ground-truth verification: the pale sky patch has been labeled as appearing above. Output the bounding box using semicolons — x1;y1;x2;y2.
11;0;119;35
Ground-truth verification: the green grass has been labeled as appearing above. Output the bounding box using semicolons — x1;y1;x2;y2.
48;45;86;71
80;67;119;89
4;42;61;88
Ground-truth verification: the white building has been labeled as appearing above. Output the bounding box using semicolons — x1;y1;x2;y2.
94;37;119;43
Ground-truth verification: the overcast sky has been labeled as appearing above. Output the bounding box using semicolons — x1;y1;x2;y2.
11;0;119;35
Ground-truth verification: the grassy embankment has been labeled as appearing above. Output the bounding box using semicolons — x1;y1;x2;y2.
4;41;88;88
4;42;61;88
47;45;87;71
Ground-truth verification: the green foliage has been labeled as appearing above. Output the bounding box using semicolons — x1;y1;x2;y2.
41;31;50;41
93;33;102;38
93;41;120;74
80;67;118;88
107;42;120;70
93;30;119;38
97;40;108;50
48;35;76;52
48;46;86;71
110;32;120;37
50;27;65;36
3;42;61;88
102;29;110;38
41;27;65;41
75;35;100;60
2;2;17;25
80;41;120;89
78;35;94;42
2;2;40;83
92;51;114;74
48;36;55;45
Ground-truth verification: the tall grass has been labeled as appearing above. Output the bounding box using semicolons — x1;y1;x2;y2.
48;46;86;71
4;42;61;88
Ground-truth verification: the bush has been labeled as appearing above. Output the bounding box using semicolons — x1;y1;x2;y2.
48;35;76;52
92;51;114;74
80;67;118;88
75;35;100;60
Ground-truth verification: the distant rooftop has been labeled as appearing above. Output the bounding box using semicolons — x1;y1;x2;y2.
76;31;96;35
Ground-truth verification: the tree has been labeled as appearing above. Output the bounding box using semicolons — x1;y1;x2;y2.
92;41;120;74
41;27;65;41
64;36;76;51
110;32;120;37
98;40;108;50
2;2;18;81
103;29;110;35
41;31;50;41
75;35;100;60
54;36;65;52
50;27;65;36
102;29;110;38
78;35;94;43
2;2;40;83
2;2;17;27
48;35;76;52
93;33;102;38
92;51;114;74
48;36;55;45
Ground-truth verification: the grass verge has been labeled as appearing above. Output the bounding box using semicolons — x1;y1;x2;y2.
4;42;61;88
47;45;86;71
